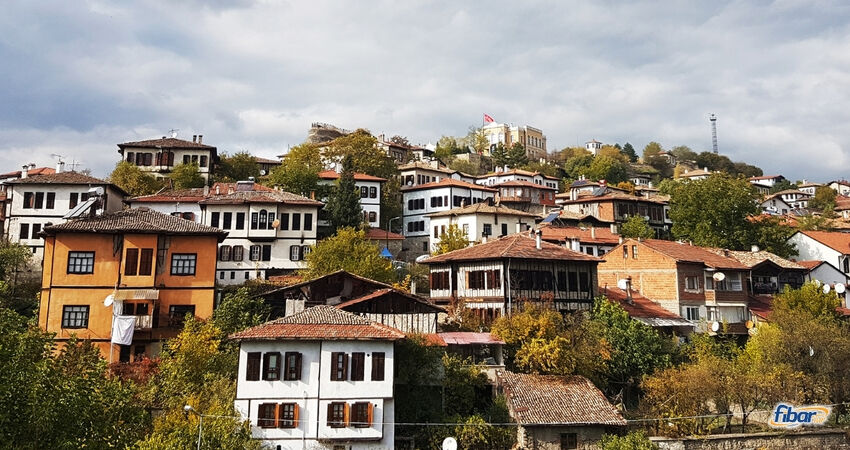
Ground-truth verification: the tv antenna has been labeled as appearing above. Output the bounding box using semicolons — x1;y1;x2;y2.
168;128;179;138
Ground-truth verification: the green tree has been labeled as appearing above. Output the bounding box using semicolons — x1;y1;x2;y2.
300;227;396;284
325;155;363;230
491;142;509;167
435;136;465;160
212;288;271;336
434;224;470;255
768;179;798;194
448;158;485;176
466;127;489;155
670;145;697;162
641;141;664;162
731;162;763;178
506;143;529;168
797;213;832;231
0;239;37;315
563;154;594;181
390;135;410;147
215;151;260;182
267;143;324;197
521;160;561;178
749;215;798;259
810;185;837;211
600;431;659;450
586;155;628;184
108;160;162;196
620;142;638;163
170;162;206;189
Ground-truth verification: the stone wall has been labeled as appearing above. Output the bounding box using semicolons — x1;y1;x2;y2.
652;429;850;450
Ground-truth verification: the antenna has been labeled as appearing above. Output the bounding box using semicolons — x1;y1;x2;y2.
709;114;718;154
50;153;66;163
168;128;179;138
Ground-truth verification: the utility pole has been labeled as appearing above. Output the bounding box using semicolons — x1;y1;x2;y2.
709;114;718;154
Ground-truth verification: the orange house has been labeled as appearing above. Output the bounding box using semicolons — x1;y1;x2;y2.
39;208;226;362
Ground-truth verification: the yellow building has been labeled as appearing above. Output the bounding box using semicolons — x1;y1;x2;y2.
480;122;547;161
39;208;227;362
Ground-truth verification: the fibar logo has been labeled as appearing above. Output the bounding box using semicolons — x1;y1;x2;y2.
769;403;831;429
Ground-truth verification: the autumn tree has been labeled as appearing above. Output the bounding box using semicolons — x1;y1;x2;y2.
600;431;659;450
267;143;324;197
466;127;489;155
108;160;162;196
434;224;470;255
563;154;594;181
809;185;837;211
215;151;260;182
585;155;628;184
325;155;363;230
170;162;206;189
300;227;396;284
211;287;271;336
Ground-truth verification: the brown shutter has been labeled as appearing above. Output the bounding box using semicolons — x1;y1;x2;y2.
246;352;261;381
262;353;271;380
342;353;349;380
295;352;302;381
344;403;350;426
367;403;374;427
330;352;340;380
293;403;299;428
371;352;385;381
125;248;139;276
327;403;334;426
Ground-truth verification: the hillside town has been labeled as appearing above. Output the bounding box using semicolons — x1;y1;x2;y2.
3;121;850;449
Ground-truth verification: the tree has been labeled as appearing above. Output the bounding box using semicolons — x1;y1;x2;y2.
620;142;638;163
521;160;561;178
491;143;509;167
267;143;324;197
810;185;837;212
170;162;205;189
434;224;470;255
641;142;664;162
107;160;162;196
212;288;272;336
670;145;698;162
598;146;629;165
215;151;260;182
585;155;628;184
300;227;396;284
563;154;594;181
0;240;37;316
796;213;832;231
448;158;485;176
620;217;655;240
600;431;659;450
325;155;363;230
466;127;489;155
436;136;465;160
749;215;798;258
506;143;529;168
768;179;798;194
390;135;410;147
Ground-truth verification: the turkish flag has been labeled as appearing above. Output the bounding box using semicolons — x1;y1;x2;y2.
483;113;494;123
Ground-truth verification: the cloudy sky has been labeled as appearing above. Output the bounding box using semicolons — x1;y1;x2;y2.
1;0;849;181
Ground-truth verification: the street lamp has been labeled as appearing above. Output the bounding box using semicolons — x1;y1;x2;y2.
387;216;400;255
184;405;203;450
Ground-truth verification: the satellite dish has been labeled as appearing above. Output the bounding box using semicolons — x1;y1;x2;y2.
809;346;815;357
259;169;267;176
712;272;726;281
710;321;721;332
813;280;822;287
836;283;846;294
272;219;281;228
442;437;458;450
745;320;754;329
824;284;832;294
617;279;629;290
415;254;430;263
103;294;115;307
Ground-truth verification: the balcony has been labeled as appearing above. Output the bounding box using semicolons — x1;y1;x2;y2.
134;314;153;330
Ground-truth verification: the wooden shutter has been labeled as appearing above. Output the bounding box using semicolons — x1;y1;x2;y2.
327;403;334;427
293;403;299;428
139;249;153;276
246;352;260;381
295;352;302;381
367;403;374;427
262;245;272;261
263;352;281;381
258;403;276;428
371;352;385;381
351;352;364;381
344;402;350;426
125;248;139;276
342;353;349;380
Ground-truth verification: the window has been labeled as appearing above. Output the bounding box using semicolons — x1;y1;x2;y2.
123;302;149;316
211;212;220;228
632;245;638;258
169;305;195;325
199;155;208;168
69;192;79;209
284;352;302;381
250;245;261;261
23;192;33;209
350;352;365;381
261;245;272;261
232;245;244;261
351;402;372;428
67;251;95;274
34;192;44;209
219;245;232;261
139;249;153;276
223;212;232;229
292;213;301;231
430;271;450;290
144;153;153;165
183;155;190;165
279;403;298;428
251;212;258;229
304;213;313;231
330;352;348;381
371;352;385;381
501;223;508;236
230;271;235;280
220;271;225;280
290;245;302;261
729;273;743;291
61;305;89;328
258;403;277;428
191;155;198;164
125;248;139;275
684;306;700;321
468;270;486;289
19;224;29;240
705;273;715;290
170;254;197;275
263;352;281;381
623;246;628;258
259;210;267;229
236;212;245;230
279;213;289;230
361;186;368;198
328;402;346;428
482;224;492;236
126;152;134;163
369;186;377;198
685;276;699;291
46;192;55;209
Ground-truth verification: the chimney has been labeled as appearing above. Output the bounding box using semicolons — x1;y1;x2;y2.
20;165;28;179
590;227;596;240
751;245;759;253
193;135;197;143
610;223;618;235
198;135;203;144
203;185;210;196
535;230;542;249
56;161;65;173
619;236;624;244
215;185;220;195
569;237;580;251
625;276;634;305
310;191;316;200
516;222;522;234
29;163;35;170
228;186;234;194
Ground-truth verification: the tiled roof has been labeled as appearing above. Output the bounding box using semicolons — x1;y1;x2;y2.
769;189;812;197
602;287;692;327
558;192;668;205
42;208;227;237
397;161;455;174
495;180;558;190
6;171;111;186
118;137;215;149
318;170;387;182
797;230;850;254
255;157;281;165
678;168;712;178
570;180;599;188
633;239;749;270
401;178;497;192
478;169;560;181
0;167;55;179
199;188;322;206
128;188;206;203
439;332;504;345
363;228;405;240
706;249;805;270
498;371;626;426
423;234;600;264
796;260;825;270
539;226;621;245
335;288;445;312
229;305;406;341
427;203;538;218
553;211;614;223
748;175;783;181
749;295;773;320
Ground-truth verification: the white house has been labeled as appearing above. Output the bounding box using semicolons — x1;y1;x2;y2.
128;181;323;284
829;180;850;196
797;181;823;196
426;203;537;251
787;230;850;279
3;169;125;260
398;161;458;187
475;168;559;190
117;135;218;183
231;305;404;450
401;179;496;258
760;189;812;216
748;175;786;193
317;170;385;229
585;139;603;155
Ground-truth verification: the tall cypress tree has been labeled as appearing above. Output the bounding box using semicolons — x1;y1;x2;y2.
326;155;363;230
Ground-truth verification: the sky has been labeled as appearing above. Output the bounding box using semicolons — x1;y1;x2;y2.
1;0;849;181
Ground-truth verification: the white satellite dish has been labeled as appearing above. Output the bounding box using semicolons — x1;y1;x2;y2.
617;279;629;290
836;283;846;294
415;254;430;263
259;169;267;176
712;272;726;281
823;284;832;294
809;346;815;357
442;437;458;450
103;294;115;307
710;321;721;332
813;280;822;287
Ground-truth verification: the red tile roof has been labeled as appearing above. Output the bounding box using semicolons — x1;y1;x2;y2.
495;180;558;190
318;170;387;182
632;239;749;270
539;226;621;245
255;157;281;165
797;230;850;254
558;193;668;205
477;169;560;181
438;332;504;345
334;288;445;312
128;188;206;203
705;249;805;270
498;371;626;426
0;167;55;179
423;234;600;264
401;178;497;193
229;305;406;341
602;287;689;322
42;208;227;238
796;260;826;270
748;295;773;320
363;228;405;240
6;171;111;186
427;202;538;219
118;137;215;149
